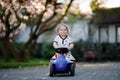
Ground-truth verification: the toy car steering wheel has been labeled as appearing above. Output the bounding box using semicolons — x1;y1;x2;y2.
55;47;69;53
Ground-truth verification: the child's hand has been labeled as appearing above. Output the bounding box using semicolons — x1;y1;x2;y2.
67;43;74;51
67;48;71;51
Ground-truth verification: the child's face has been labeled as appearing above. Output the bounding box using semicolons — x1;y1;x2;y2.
58;26;68;37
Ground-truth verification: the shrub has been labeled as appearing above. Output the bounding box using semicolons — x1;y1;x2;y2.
41;42;54;59
31;43;43;58
71;40;84;61
13;41;120;61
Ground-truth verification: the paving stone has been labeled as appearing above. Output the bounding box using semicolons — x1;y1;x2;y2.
0;62;120;80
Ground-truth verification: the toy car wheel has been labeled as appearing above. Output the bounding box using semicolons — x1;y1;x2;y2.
50;64;55;77
70;64;75;76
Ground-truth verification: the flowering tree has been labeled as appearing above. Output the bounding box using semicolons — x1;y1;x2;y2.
0;0;74;61
91;0;104;10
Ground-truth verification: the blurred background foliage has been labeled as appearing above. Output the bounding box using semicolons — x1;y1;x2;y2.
1;41;120;62
1;0;120;63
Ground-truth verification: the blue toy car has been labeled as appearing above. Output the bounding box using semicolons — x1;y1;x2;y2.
49;48;75;77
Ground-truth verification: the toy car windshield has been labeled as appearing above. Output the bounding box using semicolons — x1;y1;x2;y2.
55;47;68;53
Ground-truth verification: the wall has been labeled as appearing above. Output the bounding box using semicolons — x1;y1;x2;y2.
109;25;116;43
16;19;89;43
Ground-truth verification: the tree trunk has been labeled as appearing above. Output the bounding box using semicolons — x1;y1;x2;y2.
4;39;21;61
0;42;10;62
0;0;74;62
24;40;37;61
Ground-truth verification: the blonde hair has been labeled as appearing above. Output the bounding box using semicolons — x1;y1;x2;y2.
55;23;70;33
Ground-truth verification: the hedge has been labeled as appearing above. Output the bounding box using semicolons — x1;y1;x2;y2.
33;41;120;61
1;41;120;62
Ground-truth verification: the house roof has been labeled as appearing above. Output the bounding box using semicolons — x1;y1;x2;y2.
93;7;120;25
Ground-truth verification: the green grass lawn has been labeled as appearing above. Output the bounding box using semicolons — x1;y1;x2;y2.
0;59;49;68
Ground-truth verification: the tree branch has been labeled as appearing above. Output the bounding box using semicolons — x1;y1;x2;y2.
37;0;74;35
41;0;57;26
10;1;21;31
34;1;49;34
4;11;11;37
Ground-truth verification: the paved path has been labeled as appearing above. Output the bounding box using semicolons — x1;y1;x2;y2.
0;62;120;80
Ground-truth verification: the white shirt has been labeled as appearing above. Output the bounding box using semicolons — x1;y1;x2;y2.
54;35;73;48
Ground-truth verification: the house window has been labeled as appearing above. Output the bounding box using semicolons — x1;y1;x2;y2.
117;27;120;43
99;27;108;42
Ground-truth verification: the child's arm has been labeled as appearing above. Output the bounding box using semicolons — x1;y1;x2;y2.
53;41;58;49
68;43;74;51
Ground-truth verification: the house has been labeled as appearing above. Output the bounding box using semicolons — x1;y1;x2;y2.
92;7;120;43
